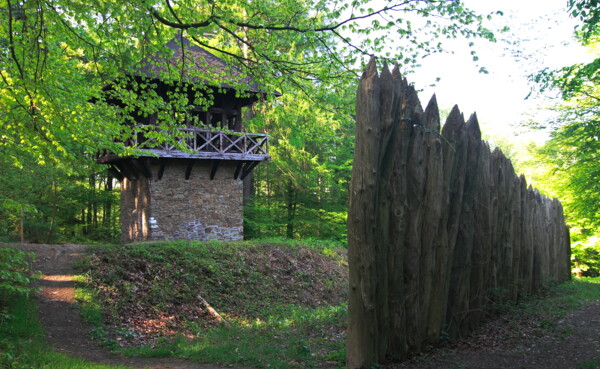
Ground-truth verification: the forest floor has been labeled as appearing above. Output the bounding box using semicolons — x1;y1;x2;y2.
16;243;229;369
9;243;600;369
390;298;600;369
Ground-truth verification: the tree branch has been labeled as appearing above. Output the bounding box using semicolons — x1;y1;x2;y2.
150;0;433;34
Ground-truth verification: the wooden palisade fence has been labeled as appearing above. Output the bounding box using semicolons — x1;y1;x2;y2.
347;59;571;368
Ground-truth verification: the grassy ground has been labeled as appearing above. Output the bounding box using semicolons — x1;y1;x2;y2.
0;294;132;369
501;277;600;337
76;240;349;369
2;241;600;369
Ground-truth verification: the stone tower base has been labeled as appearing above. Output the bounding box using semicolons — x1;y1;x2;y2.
120;159;243;243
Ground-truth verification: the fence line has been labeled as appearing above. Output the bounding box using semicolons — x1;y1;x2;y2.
347;60;571;368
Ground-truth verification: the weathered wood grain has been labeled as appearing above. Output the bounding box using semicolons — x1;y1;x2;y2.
347;61;571;368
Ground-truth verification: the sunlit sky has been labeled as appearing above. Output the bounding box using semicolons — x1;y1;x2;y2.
407;0;594;141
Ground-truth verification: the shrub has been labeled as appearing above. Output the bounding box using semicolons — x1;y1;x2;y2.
572;235;600;277
0;247;37;301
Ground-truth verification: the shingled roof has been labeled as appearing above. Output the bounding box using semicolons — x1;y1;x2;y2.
136;34;275;95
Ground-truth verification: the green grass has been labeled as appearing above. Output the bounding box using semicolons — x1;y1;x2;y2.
78;240;349;368
511;278;600;320
0;293;131;369
122;304;347;368
575;360;600;369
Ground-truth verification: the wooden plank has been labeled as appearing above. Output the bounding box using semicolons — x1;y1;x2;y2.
439;105;467;335
403;82;425;352
419;94;445;347
139;149;270;162
446;112;481;339
372;63;397;360
469;140;492;331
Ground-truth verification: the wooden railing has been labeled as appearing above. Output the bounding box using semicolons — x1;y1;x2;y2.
130;126;270;161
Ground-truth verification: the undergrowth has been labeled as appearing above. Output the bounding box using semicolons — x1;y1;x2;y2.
77;240;349;368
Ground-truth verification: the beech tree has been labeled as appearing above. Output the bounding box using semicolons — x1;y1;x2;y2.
0;0;499;241
527;0;599;275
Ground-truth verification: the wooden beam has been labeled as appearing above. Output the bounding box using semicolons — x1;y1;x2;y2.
185;160;194;180
210;160;220;180
240;161;260;180
129;159;152;179
233;161;245;179
139;149;270;162
157;160;166;180
96;153;127;164
118;160;139;181
108;165;124;182
140;158;153;179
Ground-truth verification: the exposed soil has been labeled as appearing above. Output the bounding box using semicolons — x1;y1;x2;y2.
4;242;600;369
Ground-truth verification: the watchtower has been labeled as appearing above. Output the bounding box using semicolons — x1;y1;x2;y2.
97;36;272;243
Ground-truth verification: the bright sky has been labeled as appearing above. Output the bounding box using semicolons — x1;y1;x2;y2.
408;0;594;141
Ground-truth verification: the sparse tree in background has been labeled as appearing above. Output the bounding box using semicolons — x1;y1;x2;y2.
527;0;599;275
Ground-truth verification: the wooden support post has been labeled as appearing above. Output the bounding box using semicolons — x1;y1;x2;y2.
140;158;153;179
157;160;166;180
233;161;245;179
240;161;259;180
210;160;220;180
108;165;124;182
129;158;152;179
119;160;139;181
185;160;195;180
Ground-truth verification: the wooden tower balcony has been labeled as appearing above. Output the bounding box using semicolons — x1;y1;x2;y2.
97;125;269;181
128;126;269;161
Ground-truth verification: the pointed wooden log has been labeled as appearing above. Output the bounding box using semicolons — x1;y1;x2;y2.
372;63;396;360
347;57;382;369
438;105;468;340
510;174;523;301
403;83;426;352
418;95;447;346
387;65;410;358
469;140;492;331
446;112;481;338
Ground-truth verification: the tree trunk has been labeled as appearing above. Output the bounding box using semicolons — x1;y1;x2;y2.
285;181;297;239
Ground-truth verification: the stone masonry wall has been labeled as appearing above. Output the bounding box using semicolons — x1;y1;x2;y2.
120;159;243;243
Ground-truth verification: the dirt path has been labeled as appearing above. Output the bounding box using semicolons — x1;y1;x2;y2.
391;300;600;369
5;243;600;369
9;243;226;369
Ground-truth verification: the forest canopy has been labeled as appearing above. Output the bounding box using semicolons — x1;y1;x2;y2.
0;0;499;242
